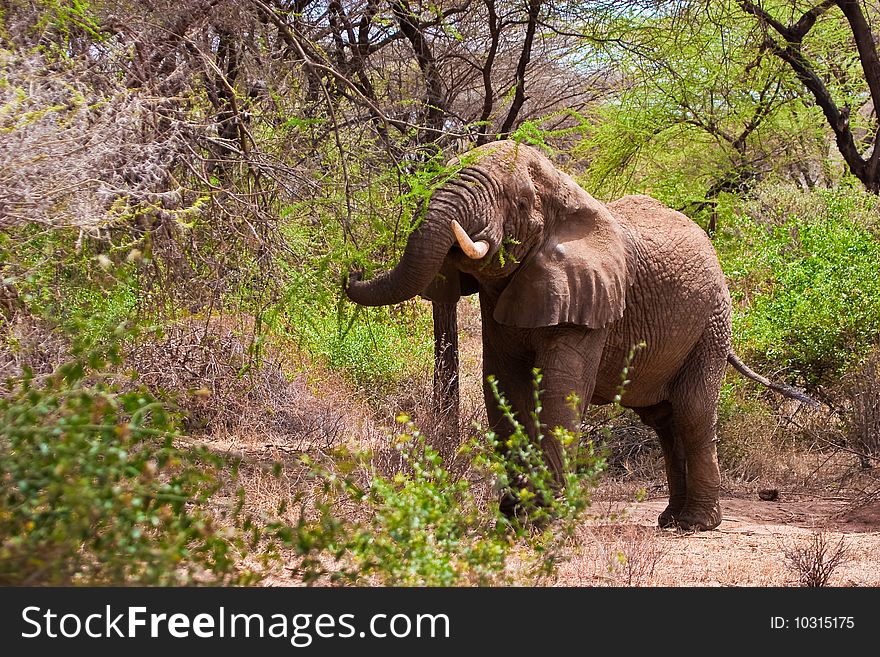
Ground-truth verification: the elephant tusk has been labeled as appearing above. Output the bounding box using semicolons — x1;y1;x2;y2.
451;220;490;259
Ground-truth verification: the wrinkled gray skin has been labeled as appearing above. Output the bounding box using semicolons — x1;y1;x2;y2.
347;140;776;531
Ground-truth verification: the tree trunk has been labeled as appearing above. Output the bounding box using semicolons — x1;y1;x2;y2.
432;301;459;433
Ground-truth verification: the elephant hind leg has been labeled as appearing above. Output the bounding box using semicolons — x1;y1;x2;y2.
664;411;722;531
662;336;728;531
634;402;687;528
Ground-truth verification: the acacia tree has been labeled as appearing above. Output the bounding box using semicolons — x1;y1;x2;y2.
556;0;878;221
734;0;879;192
551;1;875;224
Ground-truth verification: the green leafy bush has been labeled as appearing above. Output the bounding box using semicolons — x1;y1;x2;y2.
343;418;508;586
0;346;254;585
283;376;607;586
721;184;880;386
278;424;507;586
0;227;141;351
309;308;432;395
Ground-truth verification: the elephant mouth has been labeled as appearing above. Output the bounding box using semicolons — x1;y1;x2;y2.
448;230;507;279
344;163;504;307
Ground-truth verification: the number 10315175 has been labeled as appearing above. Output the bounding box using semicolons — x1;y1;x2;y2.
770;616;854;629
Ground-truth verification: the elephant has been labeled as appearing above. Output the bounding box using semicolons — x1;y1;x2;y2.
345;140;814;531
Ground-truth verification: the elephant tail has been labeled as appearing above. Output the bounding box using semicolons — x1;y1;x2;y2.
726;353;820;408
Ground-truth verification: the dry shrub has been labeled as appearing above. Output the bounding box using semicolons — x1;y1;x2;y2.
0;315;70;383
0;51;183;233
568;523;668;587
718;401;784;481
585;408;663;482
781;529;850;587
130;317;360;451
366;352;490;475
717;388;824;493
0;30;296;330
598;525;668;586
840;349;880;470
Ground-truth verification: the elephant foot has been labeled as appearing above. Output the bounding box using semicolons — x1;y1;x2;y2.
499;492;520;519
657;506;683;529
498;491;553;528
660;500;722;531
657;495;687;528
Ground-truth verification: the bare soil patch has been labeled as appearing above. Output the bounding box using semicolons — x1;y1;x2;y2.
554;492;880;586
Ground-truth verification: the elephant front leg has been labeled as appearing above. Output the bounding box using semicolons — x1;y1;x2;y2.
481;349;540;519
532;327;608;486
482;326;606;520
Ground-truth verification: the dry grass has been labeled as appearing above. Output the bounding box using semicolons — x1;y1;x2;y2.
780;528;851;587
584;523;670;586
840;348;880;470
130;316;375;454
0;314;70;382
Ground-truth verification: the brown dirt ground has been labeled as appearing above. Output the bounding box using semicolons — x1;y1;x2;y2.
553;493;880;586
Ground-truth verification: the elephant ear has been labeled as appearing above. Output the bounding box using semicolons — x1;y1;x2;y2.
420;259;479;303
494;192;633;329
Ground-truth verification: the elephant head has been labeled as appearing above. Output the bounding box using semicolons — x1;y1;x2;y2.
345;140;634;330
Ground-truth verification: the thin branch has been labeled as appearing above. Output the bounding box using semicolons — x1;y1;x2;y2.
391;0;445;143
499;0;542;136
477;0;502;145
737;0;876;188
791;0;836;42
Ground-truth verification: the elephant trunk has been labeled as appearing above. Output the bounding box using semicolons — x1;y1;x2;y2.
346;166;494;307
345;209;460;307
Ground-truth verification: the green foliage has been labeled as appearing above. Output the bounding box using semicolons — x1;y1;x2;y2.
35;0;104;43
273;218;433;392
0;227;141;351
574;1;833;212
358;438;505;585
721;184;880;385
272;147;477;392
507;110;592;152
344;417;507;586
324;311;433;393
282;423;509;586
0;346;255;585
284;383;607;586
